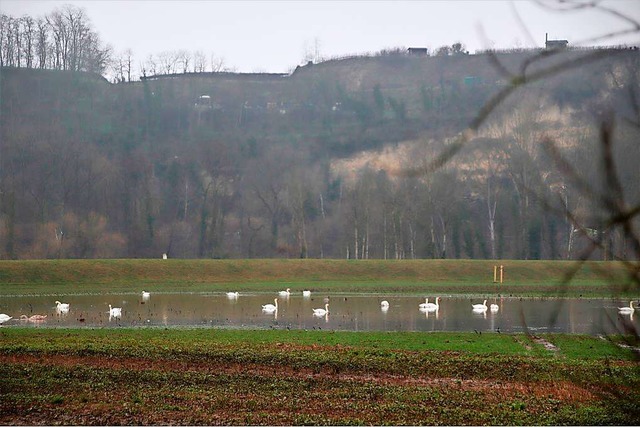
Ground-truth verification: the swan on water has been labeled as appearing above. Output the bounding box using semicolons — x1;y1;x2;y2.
262;298;278;312
490;303;499;312
313;304;329;316
380;300;389;312
278;288;291;297
422;297;440;311
142;291;151;298
618;301;635;314
418;298;430;309
472;300;488;311
109;304;122;317
302;290;311;297
226;292;239;298
55;301;70;312
0;314;12;324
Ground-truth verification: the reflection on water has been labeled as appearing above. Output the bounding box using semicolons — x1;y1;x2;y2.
0;293;638;334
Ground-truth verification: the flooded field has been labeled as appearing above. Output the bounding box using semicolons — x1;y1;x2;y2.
1;292;637;334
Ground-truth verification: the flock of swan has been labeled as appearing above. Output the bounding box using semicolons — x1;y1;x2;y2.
256;289;326;317
410;297;499;314
0;292;153;325
255;291;499;318
246;289;506;318
1;293;638;326
251;294;638;320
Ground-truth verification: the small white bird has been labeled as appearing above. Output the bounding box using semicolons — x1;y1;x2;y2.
0;314;12;324
618;301;635;314
380;300;389;312
490;303;499;312
422;297;440;311
262;298;278;312
226;292;239;298
302;290;311;297
141;291;151;298
472;300;488;311
278;288;291;297
109;304;122;317
313;304;330;316
55;301;70;312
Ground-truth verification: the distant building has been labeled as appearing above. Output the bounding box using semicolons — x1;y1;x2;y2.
545;33;568;49
194;95;212;109
407;47;428;56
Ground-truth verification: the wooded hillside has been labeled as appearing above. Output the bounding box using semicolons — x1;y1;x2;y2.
1;48;638;260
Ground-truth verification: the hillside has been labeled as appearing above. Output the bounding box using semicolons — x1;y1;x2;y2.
1;48;638;261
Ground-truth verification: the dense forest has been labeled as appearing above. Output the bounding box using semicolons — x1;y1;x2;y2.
1;8;639;261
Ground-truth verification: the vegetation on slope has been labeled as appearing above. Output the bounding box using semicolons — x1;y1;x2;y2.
2;48;638;262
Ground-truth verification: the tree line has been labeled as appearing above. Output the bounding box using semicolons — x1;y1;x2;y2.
0;5;111;74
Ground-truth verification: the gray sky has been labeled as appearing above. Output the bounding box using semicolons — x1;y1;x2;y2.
2;0;639;74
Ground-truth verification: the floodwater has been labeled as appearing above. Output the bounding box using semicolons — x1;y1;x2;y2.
0;292;638;335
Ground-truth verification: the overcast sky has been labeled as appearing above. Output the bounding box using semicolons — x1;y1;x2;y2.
2;0;639;73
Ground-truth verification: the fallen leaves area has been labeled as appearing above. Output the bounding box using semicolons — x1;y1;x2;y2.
1;343;639;426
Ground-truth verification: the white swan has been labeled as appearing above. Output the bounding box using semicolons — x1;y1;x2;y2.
490;303;499;312
55;301;70;311
418;298;429;309
0;314;12;324
422;297;440;311
278;288;291;297
302;290;311;297
380;300;389;308
472;300;488;311
618;301;635;314
262;298;278;312
226;291;239;298
142;291;151;298
313;304;330;316
109;304;122;317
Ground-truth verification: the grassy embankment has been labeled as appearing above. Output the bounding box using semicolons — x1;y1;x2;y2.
1;328;639;425
0;258;638;297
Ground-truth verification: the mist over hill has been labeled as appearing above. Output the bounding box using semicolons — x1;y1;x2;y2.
1;48;638;260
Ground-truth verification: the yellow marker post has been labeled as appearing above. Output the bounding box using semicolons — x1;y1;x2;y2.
499;265;504;284
493;265;498;283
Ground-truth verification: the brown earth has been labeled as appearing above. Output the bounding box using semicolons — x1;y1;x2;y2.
0;351;606;425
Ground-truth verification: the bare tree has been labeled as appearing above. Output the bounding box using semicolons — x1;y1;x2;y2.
112;48;133;82
193;50;206;72
157;50;179;74
177;49;190;73
12;16;21;67
35;17;48;69
21;16;35;68
209;52;225;72
302;37;323;63
0;14;12;67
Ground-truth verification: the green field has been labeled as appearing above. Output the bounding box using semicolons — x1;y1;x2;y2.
1;259;639;425
0;258;638;297
1;328;639;425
